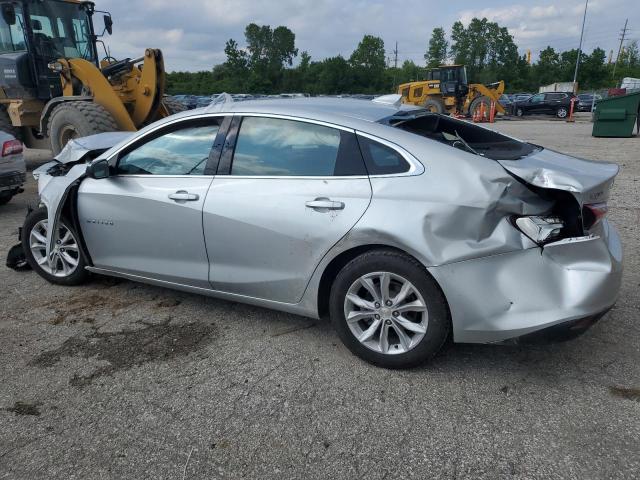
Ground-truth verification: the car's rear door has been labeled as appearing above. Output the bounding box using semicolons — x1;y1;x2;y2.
202;115;372;303
77;116;228;288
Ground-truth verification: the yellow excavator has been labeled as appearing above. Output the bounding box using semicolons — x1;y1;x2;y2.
0;0;183;153
398;65;506;117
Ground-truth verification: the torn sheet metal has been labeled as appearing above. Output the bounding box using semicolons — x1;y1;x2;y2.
54;131;133;164
498;148;619;206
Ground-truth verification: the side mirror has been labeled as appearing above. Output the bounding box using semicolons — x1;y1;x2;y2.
103;15;113;35
86;159;110;179
1;4;16;26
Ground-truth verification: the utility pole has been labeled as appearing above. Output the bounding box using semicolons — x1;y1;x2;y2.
393;42;398;69
612;18;628;80
572;0;588;92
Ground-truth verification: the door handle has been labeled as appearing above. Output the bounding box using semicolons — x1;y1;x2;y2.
168;190;199;202
305;197;345;211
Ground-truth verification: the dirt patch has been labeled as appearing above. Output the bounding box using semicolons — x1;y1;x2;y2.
43;291;142;325
3;401;41;416
609;386;640;402
30;319;216;386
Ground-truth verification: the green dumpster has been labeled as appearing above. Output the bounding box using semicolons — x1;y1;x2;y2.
592;91;640;137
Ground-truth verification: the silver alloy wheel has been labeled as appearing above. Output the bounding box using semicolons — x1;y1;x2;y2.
557;107;568;118
29;219;80;277
344;271;429;355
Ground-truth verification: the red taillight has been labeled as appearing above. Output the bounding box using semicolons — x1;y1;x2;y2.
583;202;608;229
1;139;23;157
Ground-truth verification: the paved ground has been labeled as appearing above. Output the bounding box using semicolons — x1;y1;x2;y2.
1;119;639;479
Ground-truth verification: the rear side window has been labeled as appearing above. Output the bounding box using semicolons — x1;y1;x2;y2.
231;116;366;176
357;136;410;175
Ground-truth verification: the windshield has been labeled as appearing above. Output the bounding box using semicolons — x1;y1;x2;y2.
26;1;96;62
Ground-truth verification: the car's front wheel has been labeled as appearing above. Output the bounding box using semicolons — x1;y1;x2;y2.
22;206;89;286
515;107;524;117
330;249;450;368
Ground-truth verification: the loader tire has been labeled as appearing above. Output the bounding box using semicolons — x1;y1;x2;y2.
0;106;22;141
48;102;118;155
469;95;492;118
422;98;446;114
162;97;188;115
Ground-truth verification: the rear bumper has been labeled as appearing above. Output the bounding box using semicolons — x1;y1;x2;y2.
429;220;623;344
0;171;26;191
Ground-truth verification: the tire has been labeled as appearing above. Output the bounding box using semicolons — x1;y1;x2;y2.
556;106;569;119
469;95;491;118
329;249;450;369
0;106;22;141
47;102;118;155
422;97;446;114
0;191;13;205
162;97;188;115
22;206;89;286
515;107;524;117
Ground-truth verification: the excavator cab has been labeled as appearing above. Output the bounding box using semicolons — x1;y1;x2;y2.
0;0;179;153
0;1;102;101
426;65;469;98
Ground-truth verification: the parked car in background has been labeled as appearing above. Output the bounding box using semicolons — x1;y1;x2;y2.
513;92;577;118
17;97;622;368
0;131;25;205
171;95;198;109
498;94;512;110
577;93;602;112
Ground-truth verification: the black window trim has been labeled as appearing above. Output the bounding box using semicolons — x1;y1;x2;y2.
217;113;371;179
107;113;231;177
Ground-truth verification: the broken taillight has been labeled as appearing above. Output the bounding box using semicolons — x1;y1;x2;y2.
1;139;23;157
582;202;608;229
514;216;565;245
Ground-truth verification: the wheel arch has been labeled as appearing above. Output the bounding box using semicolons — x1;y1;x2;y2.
315;243;451;321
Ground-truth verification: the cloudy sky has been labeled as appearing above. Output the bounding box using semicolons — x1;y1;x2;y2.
97;0;638;72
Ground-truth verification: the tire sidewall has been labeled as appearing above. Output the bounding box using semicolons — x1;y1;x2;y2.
22;207;88;286
329;251;450;368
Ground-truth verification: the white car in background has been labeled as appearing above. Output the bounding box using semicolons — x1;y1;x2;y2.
0;131;26;205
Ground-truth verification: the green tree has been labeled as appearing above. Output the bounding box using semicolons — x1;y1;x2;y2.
425;27;448;67
349;34;386;92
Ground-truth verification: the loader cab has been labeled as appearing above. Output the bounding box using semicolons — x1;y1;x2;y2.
426;65;469;97
0;0;99;100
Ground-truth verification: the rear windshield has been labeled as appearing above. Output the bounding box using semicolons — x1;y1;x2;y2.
383;111;540;161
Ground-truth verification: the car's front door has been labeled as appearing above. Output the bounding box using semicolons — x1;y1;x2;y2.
202;115;373;304
77;117;225;288
526;93;546;114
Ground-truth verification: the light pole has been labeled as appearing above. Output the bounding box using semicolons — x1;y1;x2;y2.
573;0;589;92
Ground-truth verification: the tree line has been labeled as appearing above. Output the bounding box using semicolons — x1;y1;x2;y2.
166;20;640;95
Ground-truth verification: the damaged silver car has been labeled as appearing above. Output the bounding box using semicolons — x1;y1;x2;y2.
16;97;622;368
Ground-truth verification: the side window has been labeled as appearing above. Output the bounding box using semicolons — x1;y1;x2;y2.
358;136;410;175
117;122;219;175
413;86;423;98
231;117;343;176
531;93;544;103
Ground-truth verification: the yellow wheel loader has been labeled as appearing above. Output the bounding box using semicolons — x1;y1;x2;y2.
0;0;183;153
398;65;506;117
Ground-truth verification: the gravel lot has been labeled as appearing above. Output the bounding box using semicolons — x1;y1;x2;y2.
1;118;639;479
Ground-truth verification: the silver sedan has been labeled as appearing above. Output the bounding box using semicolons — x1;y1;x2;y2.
18;97;622;368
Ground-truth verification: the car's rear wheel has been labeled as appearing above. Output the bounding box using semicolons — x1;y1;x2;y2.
556;106;569;118
22;206;89;286
330;249;450;368
0;191;14;205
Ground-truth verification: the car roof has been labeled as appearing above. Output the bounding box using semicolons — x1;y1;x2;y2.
173;97;421;129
